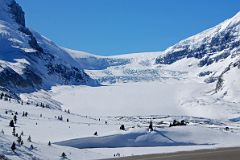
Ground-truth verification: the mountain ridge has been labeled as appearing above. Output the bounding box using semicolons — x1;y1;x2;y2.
0;0;239;109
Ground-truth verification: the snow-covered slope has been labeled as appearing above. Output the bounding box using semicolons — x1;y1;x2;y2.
65;49;183;83
64;12;239;87
155;12;240;104
0;0;96;105
0;1;240;159
1;99;240;160
58;11;240;119
1;0;239;111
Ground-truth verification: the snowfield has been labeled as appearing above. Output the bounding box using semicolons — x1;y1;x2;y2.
0;0;240;159
48;81;240;119
1;99;240;160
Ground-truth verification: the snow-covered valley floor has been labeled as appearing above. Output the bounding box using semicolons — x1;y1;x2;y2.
48;81;240;119
1;82;240;160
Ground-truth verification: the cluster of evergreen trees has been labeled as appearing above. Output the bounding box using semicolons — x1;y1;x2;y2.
0;93;12;101
0;92;52;109
0;101;74;159
56;115;69;122
169;120;187;127
36;102;50;108
4;110;55;154
118;121;154;132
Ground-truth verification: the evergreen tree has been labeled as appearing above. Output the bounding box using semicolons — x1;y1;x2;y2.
48;141;51;146
27;136;32;142
17;136;22;144
180;120;186;126
15;133;18;137
9;120;15;127
30;144;34;150
11;142;16;151
13;115;17;124
61;152;67;158
0;93;4;99
173;120;179;126
149;121;153;132
20;140;24;145
120;124;125;131
12;127;16;136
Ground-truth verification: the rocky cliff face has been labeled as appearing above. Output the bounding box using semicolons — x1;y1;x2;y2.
8;0;25;26
156;12;240;66
154;12;240;98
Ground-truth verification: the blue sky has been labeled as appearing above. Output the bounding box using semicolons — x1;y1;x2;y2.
17;0;240;56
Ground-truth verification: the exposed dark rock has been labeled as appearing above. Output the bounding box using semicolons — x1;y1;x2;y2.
8;1;25;27
204;76;218;84
9;0;44;53
156;48;189;64
199;71;212;77
18;26;43;52
156;26;239;66
198;52;230;67
215;64;232;92
233;60;240;68
28;36;43;52
0;66;42;92
46;63;90;84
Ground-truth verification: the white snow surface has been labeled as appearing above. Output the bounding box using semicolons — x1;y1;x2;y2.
0;0;240;159
0;100;240;160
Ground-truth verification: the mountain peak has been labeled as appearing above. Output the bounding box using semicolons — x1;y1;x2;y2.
0;0;25;26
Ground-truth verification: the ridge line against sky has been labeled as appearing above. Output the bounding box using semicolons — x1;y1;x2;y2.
16;0;240;56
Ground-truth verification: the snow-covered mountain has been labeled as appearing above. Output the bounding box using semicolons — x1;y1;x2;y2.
0;0;96;101
0;1;240;160
63;12;240;87
156;11;240;95
0;0;239;112
64;11;240;103
53;11;240;119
